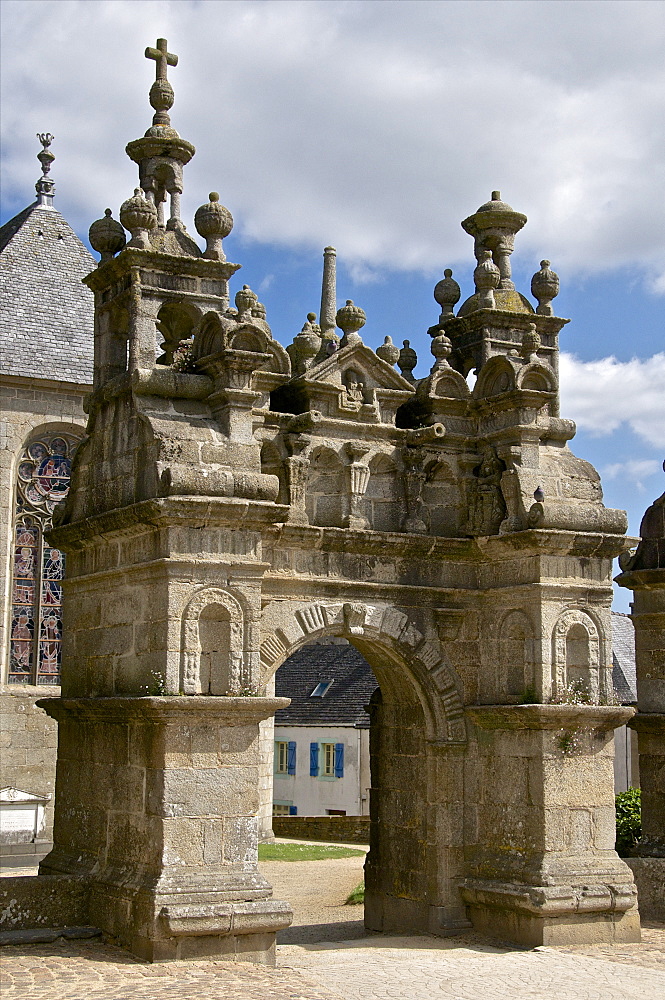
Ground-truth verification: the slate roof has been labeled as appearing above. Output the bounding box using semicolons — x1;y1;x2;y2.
275;642;378;727
0;202;95;384
611;610;637;703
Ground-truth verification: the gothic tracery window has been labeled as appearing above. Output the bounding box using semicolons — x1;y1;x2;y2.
9;430;81;685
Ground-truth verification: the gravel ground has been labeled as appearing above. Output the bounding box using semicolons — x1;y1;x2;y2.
260;850;367;944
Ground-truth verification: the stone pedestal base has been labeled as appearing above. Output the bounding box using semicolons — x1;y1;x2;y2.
463;704;641;947
626;857;665;922
462;879;640;946
39;696;292;963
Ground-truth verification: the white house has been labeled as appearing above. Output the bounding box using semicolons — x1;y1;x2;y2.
273;639;376;817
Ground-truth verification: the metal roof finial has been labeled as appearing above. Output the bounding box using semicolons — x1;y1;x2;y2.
35;133;55;207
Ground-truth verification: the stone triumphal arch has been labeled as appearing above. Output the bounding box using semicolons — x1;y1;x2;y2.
36;39;640;962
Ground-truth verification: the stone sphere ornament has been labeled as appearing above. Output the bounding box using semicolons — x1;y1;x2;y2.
195;192;233;261
531;260;560;316
89;209;127;263
120;188;158;249
398;339;418;382
376;335;400;367
431;332;453;370
336;300;366;347
433;268;461;321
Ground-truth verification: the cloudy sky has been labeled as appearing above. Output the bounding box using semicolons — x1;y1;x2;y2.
2;0;663;608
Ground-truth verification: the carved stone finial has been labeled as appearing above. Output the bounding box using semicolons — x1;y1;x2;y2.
430;332;453;371
320;247;337;337
194;192;233;260
531;259;560;316
89;208;127;263
287;315;322;374
520;323;542;361
145;38;178;127
433;268;461;322
120;188;158;249
35;133;56;206
235;284;258;320
336;299;366;347
398;340;418;382
376;335;400;367
474;249;500;309
462;191;527;290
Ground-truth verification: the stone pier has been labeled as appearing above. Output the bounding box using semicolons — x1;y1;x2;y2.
617;469;665;920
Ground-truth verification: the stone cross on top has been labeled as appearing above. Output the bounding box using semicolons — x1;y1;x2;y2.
145;38;178;126
145;38;178;82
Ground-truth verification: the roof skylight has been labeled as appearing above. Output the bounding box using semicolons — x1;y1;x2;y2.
310;681;334;698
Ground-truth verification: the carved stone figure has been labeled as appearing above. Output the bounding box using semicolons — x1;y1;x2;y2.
467;446;507;535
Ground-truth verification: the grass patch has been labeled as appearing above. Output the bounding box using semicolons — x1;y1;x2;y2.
258;841;366;862
345;881;365;905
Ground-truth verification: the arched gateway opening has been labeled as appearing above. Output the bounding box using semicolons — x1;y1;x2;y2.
259;600;468;936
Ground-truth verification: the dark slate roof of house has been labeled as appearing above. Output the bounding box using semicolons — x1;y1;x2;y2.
0;202;95;384
611;611;637;703
275;642;378;727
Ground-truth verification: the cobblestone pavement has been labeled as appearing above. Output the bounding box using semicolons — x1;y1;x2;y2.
281;929;665;1000
2;853;664;999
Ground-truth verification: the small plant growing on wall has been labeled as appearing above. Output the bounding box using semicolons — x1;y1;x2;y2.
171;340;197;373
615;787;641;857
552;679;592;705
519;685;538;704
556;728;584;756
141;670;166;696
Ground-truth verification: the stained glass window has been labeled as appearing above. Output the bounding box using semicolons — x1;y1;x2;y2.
9;431;81;685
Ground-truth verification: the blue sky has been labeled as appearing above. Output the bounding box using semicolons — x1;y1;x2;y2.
2;0;663;610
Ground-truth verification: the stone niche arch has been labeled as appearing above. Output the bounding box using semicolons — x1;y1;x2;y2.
422;459;461;537
305;447;345;527
551;608;601;701
498;609;535;699
365;453;401;532
180;587;245;695
156;300;201;365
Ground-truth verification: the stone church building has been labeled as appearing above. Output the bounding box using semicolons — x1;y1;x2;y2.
0;138;94;860
1;37;662;964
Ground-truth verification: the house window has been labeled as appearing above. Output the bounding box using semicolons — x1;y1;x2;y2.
323;742;336;776
275;740;296;775
272;802;297;816
311;741;344;778
9;430;81;685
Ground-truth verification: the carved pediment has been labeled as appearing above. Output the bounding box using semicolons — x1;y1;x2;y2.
0;787;51;804
293;343;414;424
305;343;415;393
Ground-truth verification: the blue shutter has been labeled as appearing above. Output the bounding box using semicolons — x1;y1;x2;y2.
310;742;319;776
335;742;344;778
287;741;296;775
289;805;298;815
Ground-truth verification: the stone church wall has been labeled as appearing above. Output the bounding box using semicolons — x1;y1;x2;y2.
0;374;88;859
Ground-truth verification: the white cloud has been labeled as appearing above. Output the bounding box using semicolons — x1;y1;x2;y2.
559;352;665;448
602;459;662;492
1;0;664;290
